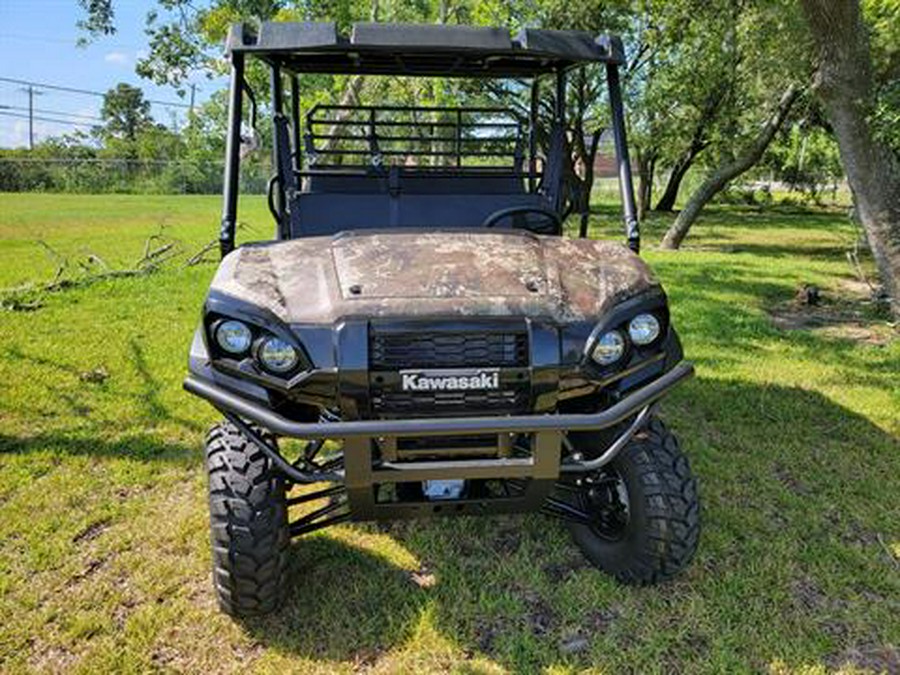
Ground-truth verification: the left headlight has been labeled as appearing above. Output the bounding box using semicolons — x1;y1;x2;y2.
257;336;300;373
590;330;626;366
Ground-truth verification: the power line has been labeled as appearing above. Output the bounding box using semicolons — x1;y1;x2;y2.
0;76;191;109
0;104;103;122
0;111;94;128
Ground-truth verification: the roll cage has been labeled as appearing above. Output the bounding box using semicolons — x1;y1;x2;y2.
218;22;640;255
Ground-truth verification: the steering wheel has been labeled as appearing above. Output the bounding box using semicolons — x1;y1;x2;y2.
482;205;562;235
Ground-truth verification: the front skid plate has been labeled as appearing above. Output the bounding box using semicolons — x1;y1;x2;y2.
342;431;562;520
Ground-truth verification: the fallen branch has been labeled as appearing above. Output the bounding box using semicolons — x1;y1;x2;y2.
5;267;151;296
185;239;218;267
86;253;111;272
184;221;255;267
137;242;177;269
1;231;180;312
36;239;68;283
0;267;154;312
3;219;252;312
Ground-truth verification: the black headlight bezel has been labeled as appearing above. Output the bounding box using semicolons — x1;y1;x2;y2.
580;291;670;379
202;293;312;384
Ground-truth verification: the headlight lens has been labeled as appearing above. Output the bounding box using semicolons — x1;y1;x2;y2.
591;330;626;365
215;320;252;355
628;313;661;345
258;336;299;373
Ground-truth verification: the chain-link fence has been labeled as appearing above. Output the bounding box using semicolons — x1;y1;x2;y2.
0;157;272;194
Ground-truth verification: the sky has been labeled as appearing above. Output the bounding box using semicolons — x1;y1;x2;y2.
0;0;223;148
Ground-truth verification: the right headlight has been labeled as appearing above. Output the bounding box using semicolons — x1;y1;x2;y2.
590;330;626;365
214;319;253;355
628;313;661;345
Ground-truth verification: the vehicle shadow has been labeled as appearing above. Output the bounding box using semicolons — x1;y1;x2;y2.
0;338;207;440
127;338;206;433
0;431;196;467
238;376;899;672
237;534;433;665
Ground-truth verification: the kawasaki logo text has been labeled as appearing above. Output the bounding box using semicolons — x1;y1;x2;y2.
400;369;500;392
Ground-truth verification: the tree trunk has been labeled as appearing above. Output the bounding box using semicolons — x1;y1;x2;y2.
636;149;656;220
578;128;602;237
568;68;603;228
661;84;801;249
655;147;702;212
319;75;365;166
800;0;900;317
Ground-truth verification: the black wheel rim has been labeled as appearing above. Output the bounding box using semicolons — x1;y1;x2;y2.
581;470;630;541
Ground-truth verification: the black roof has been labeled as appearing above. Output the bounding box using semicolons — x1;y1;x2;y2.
226;22;625;77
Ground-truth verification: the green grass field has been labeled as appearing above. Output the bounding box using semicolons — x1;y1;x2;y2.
0;193;897;674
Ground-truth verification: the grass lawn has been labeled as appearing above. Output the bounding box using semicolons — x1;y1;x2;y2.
0;192;897;674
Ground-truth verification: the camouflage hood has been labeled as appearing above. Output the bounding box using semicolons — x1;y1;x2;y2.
209;230;658;324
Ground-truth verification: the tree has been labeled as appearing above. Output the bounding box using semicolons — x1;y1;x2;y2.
653;81;729;212
659;0;811;247
76;0;115;43
661;84;802;248
98;83;153;146
94;83;161;171
623;1;742;215
800;0;900;317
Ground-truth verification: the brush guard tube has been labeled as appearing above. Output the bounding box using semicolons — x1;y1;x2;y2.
188;362;692;527
185;361;693;478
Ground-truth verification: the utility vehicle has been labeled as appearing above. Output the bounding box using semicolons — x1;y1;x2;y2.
185;21;700;616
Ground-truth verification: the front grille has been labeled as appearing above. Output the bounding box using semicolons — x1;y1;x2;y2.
371;387;529;417
368;324;531;417
370;330;528;369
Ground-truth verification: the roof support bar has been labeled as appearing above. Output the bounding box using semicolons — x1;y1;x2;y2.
554;68;566;126
219;52;244;258
606;62;640;253
270;62;289;240
271;61;283;115
529;79;539;192
290;75;301;172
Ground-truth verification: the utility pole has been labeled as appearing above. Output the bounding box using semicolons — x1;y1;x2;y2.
19;85;43;150
189;83;197;115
